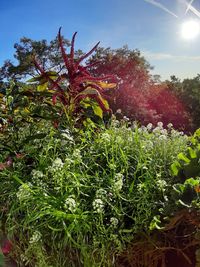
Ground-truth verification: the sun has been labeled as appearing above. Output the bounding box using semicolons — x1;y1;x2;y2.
181;20;200;40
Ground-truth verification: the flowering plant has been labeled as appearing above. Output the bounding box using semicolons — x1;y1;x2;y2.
29;28;117;124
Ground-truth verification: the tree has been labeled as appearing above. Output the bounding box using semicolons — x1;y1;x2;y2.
148;83;192;131
166;74;200;131
0;36;70;82
87;45;157;123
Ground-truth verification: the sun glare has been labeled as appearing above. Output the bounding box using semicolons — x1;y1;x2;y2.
181;20;200;40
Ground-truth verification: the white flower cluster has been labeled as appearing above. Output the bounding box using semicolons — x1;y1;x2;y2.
113;173;124;192
72;149;82;162
29;230;42;244
16;182;33;201
101;133;111;143
51;158;64;171
110;217;119;228
61;129;74;142
64;196;77;213
157;179;167;191
92;198;104;214
31;170;44;179
96;189;107;199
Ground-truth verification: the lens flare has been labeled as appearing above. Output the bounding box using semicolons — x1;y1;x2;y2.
181;20;200;39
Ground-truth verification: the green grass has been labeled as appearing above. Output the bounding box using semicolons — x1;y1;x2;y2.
0;120;189;266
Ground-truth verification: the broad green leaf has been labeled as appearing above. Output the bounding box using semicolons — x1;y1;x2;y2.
93;105;103;118
171;161;181;176
177;152;190;164
188;147;197;159
184;177;199;187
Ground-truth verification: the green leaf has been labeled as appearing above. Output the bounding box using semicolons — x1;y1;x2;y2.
184;177;199;187
171;161;181;176
37;83;48;92
177;152;190;164
188;147;197;159
92;105;103;118
27;75;42;83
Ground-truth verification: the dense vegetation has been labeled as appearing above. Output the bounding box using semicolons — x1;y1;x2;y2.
0;30;200;266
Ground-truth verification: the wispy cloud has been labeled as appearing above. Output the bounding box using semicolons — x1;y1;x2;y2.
142;50;200;61
144;0;178;18
188;3;200;18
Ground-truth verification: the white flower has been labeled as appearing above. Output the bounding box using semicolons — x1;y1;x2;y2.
64;197;77;213
137;183;145;191
113;173;124;192
116;136;123;143
101;133;111;142
29;231;42;244
116;109;122;114
123;116;129;122
52;158;64;171
159;134;167;141
31;170;44;179
93;198;104;213
61;133;74;142
157;179;167;191
157;122;163;128
17;183;33;201
96;189;107;198
110;217;119;227
72;149;82;162
167;123;173;128
146;123;153;131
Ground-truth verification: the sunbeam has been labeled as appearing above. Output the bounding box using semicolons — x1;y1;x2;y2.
144;0;178;18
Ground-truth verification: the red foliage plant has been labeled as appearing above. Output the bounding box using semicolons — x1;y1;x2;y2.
31;28;117;120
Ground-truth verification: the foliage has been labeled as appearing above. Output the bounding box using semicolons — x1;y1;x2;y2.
0;119;189;266
147;83;192;132
166;74;200;131
29;29;117;124
87;47;192;131
1;30;200;267
87;46;154;122
0;36;70;81
168;129;200;210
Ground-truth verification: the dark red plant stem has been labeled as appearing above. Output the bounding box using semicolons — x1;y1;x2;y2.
70;32;77;65
75;42;100;69
58;27;70;70
34;57;66;95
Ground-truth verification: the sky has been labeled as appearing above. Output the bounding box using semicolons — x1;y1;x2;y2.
0;0;200;81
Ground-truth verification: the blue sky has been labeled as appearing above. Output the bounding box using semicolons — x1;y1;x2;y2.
0;0;200;80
